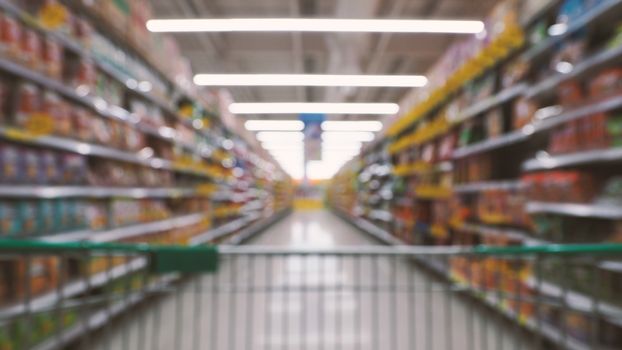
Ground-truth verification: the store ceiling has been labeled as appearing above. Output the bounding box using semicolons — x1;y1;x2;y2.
150;0;497;119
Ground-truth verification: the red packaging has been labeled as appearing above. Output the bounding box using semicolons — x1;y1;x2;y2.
589;69;622;99
42;35;63;78
72;107;94;142
73;58;96;89
53;100;72;136
20;27;41;69
558;81;583;107
589;113;609;150
15;83;41;129
0;13;21;58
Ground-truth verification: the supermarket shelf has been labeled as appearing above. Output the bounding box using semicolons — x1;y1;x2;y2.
458;222;543;245
368;210;393;222
333;207;403;246
455;84;528;123
0;3;226;160
526;201;622;220
522;0;622;62
190;208;291;246
452;129;530;159
525;278;622;327
454;180;524;194
189;216;251;246
0;127;171;169
93;213;206;243
0;128;220;180
334;207;607;349
527;44;622;99
42;213;205;243
0;257;147;320
1;208;289;341
523;147;622;171
0;56;135;125
535;95;622;134
0;186;198;199
31;208;285;350
67;0;193;104
477;291;591;350
32;274;177;350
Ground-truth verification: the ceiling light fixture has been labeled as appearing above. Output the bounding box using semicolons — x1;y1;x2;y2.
256;131;305;142
146;18;484;34
321;121;383;132
322;131;375;142
194;74;427;87
245;120;305;131
230;103;399;115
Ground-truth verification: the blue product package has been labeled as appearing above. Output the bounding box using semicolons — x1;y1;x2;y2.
0;201;21;236
0;143;21;184
37;200;54;235
19;200;38;236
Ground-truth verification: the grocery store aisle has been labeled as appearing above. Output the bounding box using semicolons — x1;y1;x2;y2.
92;210;535;350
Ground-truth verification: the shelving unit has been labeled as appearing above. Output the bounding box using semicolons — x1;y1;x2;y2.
0;1;293;348
329;0;622;347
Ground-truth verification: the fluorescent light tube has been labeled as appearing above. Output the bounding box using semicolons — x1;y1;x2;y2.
194;74;427;87
322;132;375;142
230;103;399;115
256;131;305;142
246;120;305;131
321;121;383;132
147;18;484;34
262;144;304;151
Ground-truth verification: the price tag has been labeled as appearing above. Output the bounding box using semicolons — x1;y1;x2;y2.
39;3;69;30
4;128;37;142
25;113;54;136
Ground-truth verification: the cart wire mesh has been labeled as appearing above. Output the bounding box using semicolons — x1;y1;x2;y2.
1;241;622;350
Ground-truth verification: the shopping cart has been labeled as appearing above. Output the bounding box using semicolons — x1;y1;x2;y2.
0;240;621;350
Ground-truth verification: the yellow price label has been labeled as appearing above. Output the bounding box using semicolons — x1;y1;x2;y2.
25;113;55;136
39;3;69;30
4;128;37;142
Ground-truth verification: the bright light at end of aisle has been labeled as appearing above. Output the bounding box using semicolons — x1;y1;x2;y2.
147;18;484;34
307;160;352;180
229;103;399;115
256;131;305;142
322;131;375;142
245;120;305;131
321;121;383;132
194;74;427;87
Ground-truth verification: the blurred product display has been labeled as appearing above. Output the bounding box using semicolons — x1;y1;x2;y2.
328;0;622;348
0;1;293;347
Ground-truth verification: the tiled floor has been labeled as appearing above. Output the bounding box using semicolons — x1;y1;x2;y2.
90;210;535;350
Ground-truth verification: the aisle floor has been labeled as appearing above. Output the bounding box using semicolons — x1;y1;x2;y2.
91;210;536;350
